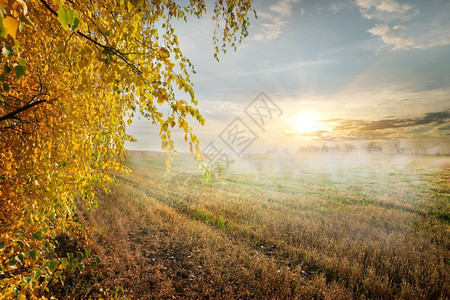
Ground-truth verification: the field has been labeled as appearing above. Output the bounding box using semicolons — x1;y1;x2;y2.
72;151;449;299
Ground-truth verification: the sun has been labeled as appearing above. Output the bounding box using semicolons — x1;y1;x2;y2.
293;113;319;133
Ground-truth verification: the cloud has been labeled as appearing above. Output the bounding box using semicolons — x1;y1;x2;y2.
356;1;450;50
332;110;450;137
355;0;419;22
282;110;450;142
254;19;287;40
269;0;298;17
253;0;301;41
367;21;450;50
367;24;415;50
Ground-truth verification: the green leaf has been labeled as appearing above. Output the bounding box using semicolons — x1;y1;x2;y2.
84;248;90;258
0;21;7;38
57;6;69;30
32;270;42;280
0;8;7;18
3;82;9;92
19;15;35;28
14;63;26;80
29;249;37;260
0;242;5;250
118;287;124;295
32;231;43;241
78;263;84;272
60;257;67;268
3;62;11;74
17;254;24;264
48;260;58;271
16;240;24;249
2;44;15;58
8;260;17;269
14;39;20;51
67;9;75;25
71;17;80;32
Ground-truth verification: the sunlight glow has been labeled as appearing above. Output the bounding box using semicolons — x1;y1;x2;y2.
293;113;320;133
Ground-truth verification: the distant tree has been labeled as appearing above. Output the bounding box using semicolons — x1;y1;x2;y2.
332;145;341;152
297;145;320;153
420;146;429;155
366;141;383;153
321;143;330;153
393;142;405;154
343;143;356;152
430;143;441;155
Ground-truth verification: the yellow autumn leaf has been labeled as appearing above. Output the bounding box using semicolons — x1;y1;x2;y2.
3;16;18;39
159;47;170;59
0;0;255;297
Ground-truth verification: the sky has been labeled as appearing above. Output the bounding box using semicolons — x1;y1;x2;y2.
126;0;450;155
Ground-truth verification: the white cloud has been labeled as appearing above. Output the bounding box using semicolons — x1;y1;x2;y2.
355;0;419;22
253;0;301;41
415;37;450;50
359;1;450;51
367;23;390;36
269;0;298;17
368;19;450;51
367;24;415;50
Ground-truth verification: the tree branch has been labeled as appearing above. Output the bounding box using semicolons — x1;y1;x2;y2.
39;0;143;75
0;100;47;123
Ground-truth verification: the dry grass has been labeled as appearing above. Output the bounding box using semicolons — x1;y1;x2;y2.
74;151;449;299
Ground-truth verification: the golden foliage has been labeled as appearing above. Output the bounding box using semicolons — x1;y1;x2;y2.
0;0;254;298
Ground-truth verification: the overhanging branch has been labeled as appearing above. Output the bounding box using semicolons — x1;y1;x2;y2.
0;99;47;122
39;0;143;75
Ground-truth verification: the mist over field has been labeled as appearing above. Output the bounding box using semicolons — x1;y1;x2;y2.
75;150;449;299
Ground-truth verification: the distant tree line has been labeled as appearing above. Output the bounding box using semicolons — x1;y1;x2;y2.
288;142;445;155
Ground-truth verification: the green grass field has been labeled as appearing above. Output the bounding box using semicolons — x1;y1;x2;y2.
74;151;449;299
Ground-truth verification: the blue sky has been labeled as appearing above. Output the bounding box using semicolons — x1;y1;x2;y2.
126;0;450;154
